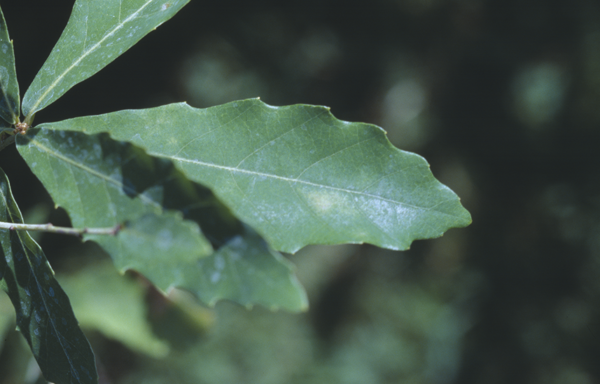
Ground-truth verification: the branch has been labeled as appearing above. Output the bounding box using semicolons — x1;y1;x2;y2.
0;222;122;237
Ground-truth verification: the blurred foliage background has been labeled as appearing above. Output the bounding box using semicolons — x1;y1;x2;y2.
2;0;600;383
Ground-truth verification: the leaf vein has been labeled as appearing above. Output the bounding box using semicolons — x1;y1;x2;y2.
160;153;459;217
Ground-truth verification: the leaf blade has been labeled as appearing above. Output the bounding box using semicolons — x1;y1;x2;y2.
0;167;97;384
0;6;19;124
22;0;189;118
39;99;472;253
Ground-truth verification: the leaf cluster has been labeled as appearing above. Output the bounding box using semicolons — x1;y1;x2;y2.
0;2;470;383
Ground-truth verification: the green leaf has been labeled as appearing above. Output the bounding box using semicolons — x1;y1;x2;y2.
38;99;472;253
17;129;307;311
0;6;19;124
0;290;15;353
21;0;189;118
58;259;170;358
0;167;97;384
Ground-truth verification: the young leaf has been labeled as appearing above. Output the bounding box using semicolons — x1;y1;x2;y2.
0;6;19;124
17;129;308;311
0;168;97;384
37;99;472;253
21;0;189;119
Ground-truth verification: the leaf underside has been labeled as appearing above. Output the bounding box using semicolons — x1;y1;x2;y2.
22;0;189;118
0;167;97;384
38;99;472;254
0;6;19;124
17;129;308;311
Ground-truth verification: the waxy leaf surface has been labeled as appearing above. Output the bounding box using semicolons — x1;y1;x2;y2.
0;168;97;384
22;0;188;118
40;99;472;253
0;7;19;124
17;129;308;311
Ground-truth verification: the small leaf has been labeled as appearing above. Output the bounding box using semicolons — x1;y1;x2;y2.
0;167;97;384
22;0;189;118
17;129;307;311
0;6;19;124
38;99;472;253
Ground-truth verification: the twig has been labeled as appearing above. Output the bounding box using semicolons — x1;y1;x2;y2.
0;222;122;237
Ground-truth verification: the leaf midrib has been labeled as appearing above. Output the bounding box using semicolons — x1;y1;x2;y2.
154;153;456;217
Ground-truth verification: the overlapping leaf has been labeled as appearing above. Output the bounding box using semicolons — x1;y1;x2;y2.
0;6;19;124
37;99;472;253
0;167;97;384
17;129;308;311
16;128;213;273
22;0;189;118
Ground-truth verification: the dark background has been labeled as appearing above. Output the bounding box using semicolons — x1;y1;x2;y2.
2;1;600;383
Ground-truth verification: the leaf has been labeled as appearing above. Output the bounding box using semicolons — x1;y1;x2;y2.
21;0;189;118
37;99;472;253
17;129;307;311
0;167;97;384
58;259;170;358
0;6;19;124
0;290;15;353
